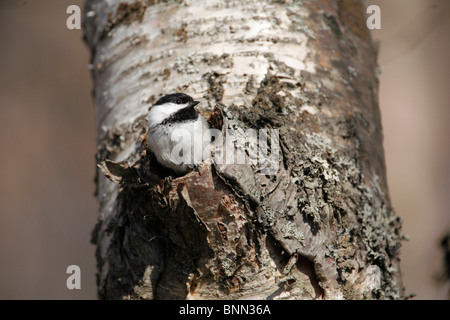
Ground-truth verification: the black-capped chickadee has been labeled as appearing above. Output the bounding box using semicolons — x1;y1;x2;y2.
147;93;212;175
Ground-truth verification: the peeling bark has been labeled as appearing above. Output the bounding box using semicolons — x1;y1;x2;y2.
84;0;404;300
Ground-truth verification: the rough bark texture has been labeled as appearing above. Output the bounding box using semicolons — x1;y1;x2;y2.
84;0;404;299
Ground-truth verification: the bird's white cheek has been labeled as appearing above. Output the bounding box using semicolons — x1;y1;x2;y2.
147;102;188;127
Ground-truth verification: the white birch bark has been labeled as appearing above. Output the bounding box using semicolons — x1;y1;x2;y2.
84;0;404;300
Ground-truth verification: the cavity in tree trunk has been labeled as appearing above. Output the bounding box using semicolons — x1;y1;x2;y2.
83;0;404;300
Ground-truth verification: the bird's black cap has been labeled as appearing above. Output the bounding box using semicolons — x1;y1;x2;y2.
154;93;195;106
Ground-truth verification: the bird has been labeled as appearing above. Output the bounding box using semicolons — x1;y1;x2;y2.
146;93;212;175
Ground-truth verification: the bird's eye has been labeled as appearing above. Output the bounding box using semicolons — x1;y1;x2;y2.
176;99;182;104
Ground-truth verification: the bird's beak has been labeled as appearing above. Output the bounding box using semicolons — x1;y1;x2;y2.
189;101;200;108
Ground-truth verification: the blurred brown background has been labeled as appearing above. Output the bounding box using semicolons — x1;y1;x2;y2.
0;0;448;299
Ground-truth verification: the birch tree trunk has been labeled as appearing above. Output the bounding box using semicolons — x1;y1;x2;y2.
84;0;404;300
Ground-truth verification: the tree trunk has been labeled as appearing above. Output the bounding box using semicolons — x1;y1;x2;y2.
84;0;404;300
